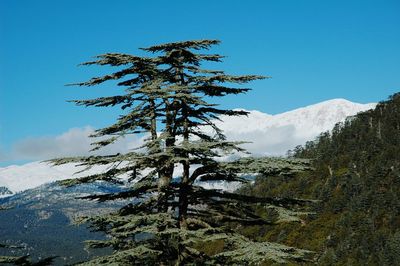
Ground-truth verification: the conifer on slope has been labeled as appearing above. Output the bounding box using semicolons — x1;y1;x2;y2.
50;40;314;265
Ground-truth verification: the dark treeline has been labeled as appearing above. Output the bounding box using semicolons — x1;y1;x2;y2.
240;93;400;265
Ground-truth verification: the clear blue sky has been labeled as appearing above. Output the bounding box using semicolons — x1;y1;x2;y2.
1;0;399;165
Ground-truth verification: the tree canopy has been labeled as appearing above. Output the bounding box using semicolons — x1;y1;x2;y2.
50;39;314;265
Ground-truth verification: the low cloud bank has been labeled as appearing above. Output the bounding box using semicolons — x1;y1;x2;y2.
5;126;146;162
3;99;376;163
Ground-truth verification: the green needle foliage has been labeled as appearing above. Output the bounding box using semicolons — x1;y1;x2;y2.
0;256;56;266
50;39;314;265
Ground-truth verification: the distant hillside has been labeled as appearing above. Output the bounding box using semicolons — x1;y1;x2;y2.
0;182;128;265
240;93;400;265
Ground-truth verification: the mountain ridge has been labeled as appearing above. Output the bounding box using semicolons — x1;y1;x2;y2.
0;98;376;195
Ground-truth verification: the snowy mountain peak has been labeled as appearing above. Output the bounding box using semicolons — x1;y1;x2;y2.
275;98;375;118
220;99;376;133
270;99;376;133
216;99;376;156
293;98;376;118
311;98;356;105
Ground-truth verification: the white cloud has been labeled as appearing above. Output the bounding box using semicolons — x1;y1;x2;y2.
7;126;146;161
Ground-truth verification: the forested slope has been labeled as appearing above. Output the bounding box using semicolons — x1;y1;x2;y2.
240;93;400;265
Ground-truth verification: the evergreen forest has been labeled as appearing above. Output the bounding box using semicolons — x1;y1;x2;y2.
240;93;400;265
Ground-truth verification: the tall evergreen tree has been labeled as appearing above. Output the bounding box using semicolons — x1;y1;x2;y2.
50;40;314;265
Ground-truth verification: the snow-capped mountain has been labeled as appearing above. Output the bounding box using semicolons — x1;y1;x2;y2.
0;162;114;197
217;98;376;156
0;99;376;195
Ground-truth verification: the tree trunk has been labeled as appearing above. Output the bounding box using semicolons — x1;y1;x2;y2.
157;100;176;212
178;102;190;229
